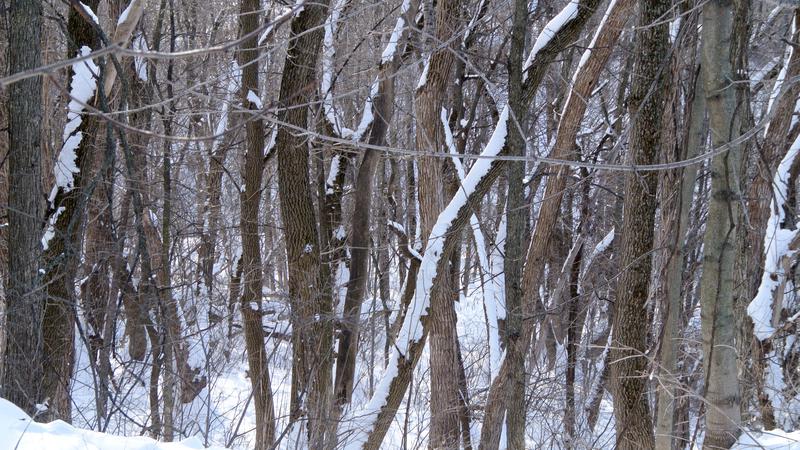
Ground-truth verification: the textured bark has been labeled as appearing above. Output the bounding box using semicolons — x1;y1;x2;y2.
414;0;464;446
608;0;671;447
199;107;239;295
237;1;276;448
160;11;177;438
564;205;586;450
655;63;705;450
2;0;45;416
273;0;333;446
503;0;528;446
700;0;743;447
41;0;102;422
119;104;165;439
81;122;115;425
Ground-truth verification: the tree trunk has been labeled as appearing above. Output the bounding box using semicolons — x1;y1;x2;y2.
333;0;416;410
41;0;103;422
273;1;333;446
414;0;464;446
699;0;743;446
502;0;528;446
3;0;45;417
655;62;706;450
609;0;671;447
237;1;276;447
479;0;626;445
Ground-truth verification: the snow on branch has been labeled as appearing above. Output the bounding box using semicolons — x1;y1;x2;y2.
322;0;352;137
341;106;510;449
44;46;98;249
341;0;592;444
52;47;98;205
323;0;411;141
748;130;800;341
442;107;503;375
523;0;580;75
79;1;99;25
561;0;617;116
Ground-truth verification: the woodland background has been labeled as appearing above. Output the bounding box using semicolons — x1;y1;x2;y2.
1;0;799;449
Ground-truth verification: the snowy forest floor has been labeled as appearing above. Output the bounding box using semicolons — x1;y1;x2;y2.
0;286;797;449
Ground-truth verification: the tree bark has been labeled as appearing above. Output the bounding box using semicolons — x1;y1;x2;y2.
273;1;333;446
609;0;671;447
502;0;528;446
3;0;45;417
655;61;706;450
40;0;103;422
699;0;744;446
333;0;417;410
414;0;464;446
237;1;276;448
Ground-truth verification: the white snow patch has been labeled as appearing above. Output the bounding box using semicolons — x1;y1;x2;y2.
246;90;262;109
326;154;341;194
264;127;278;157
748;131;800;341
417;56;431;90
669;16;681;43
80;2;100;24
732;429;800;449
0;398;227;450
132;34;149;81
117;0;138;25
523;1;580;75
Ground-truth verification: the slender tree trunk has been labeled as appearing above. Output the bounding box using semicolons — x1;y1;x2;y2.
700;0;743;446
333;0;416;410
480;0;626;445
655;64;705;450
237;1;276;447
503;0;528;446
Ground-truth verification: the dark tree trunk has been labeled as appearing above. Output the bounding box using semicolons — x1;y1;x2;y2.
273;1;334;446
609;0;671;447
3;0;45;417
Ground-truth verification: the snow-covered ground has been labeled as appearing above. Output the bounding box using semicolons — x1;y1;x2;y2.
0;398;227;450
731;430;800;449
